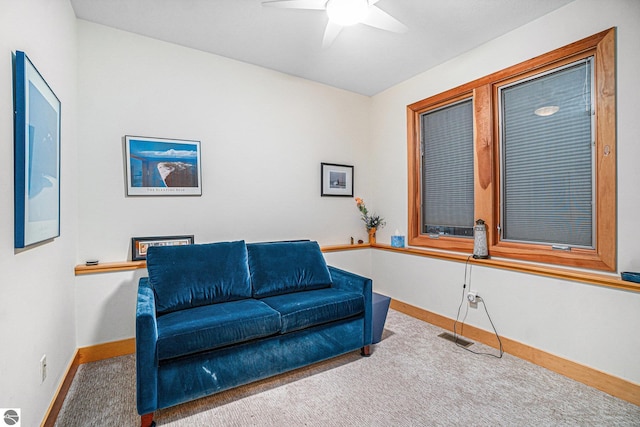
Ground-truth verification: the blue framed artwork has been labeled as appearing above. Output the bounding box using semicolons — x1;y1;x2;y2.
125;135;202;196
13;51;61;248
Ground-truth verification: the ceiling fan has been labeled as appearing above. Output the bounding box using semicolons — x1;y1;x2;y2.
262;0;408;48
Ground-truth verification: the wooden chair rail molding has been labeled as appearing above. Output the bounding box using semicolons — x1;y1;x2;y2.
73;243;372;275
74;260;148;275
73;242;639;293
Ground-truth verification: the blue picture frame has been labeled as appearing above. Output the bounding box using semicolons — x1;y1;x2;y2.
125;135;202;196
13;51;61;248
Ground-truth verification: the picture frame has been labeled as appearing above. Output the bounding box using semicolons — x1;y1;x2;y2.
131;235;195;261
125;135;202;196
13;51;61;248
321;162;353;197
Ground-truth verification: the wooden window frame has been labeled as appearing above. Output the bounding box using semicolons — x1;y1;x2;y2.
407;28;616;271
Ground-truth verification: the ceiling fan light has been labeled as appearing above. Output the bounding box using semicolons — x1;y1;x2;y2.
534;105;560;117
326;0;369;26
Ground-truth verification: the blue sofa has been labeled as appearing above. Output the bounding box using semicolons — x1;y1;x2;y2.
136;240;373;426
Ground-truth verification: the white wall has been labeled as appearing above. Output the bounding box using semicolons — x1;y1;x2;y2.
323;248;372;279
74;21;374;346
0;1;78;425
75;21;373;262
75;269;146;346
369;0;640;384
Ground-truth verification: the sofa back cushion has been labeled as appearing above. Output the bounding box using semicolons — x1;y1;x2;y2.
247;241;332;298
147;240;251;315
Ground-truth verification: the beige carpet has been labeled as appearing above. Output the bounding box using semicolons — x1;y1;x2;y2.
55;310;640;426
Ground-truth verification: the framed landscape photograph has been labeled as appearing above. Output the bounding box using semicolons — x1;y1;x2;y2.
321;162;353;197
125;135;202;196
13;51;61;248
131;235;195;260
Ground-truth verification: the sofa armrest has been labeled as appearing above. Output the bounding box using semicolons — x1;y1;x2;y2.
136;277;159;415
328;266;373;346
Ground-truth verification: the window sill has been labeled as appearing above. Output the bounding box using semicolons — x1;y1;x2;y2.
73;242;637;294
372;243;639;293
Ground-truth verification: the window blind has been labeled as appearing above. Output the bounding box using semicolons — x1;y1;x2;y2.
500;59;594;248
421;99;474;234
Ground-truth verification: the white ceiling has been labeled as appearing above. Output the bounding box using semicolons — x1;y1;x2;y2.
69;0;575;96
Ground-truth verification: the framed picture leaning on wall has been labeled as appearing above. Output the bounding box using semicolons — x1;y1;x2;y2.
131;235;195;261
13;51;61;248
125;135;202;196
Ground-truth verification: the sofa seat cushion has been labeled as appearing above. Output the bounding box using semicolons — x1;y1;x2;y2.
147;240;252;315
261;288;364;334
247;241;332;298
156;299;281;360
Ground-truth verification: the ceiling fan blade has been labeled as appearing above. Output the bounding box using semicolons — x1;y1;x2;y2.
261;0;327;10
361;5;408;33
322;21;343;49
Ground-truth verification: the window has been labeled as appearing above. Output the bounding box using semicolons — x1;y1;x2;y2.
421;98;474;238
499;58;594;248
407;28;616;271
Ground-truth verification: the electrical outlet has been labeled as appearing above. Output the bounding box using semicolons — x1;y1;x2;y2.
467;291;477;303
40;354;47;383
467;291;479;309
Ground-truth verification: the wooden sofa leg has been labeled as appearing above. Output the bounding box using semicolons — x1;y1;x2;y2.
361;345;371;357
141;413;155;427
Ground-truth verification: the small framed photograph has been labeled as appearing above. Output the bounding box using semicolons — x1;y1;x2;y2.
321;163;354;197
131;235;195;261
125;135;202;196
13;51;61;248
